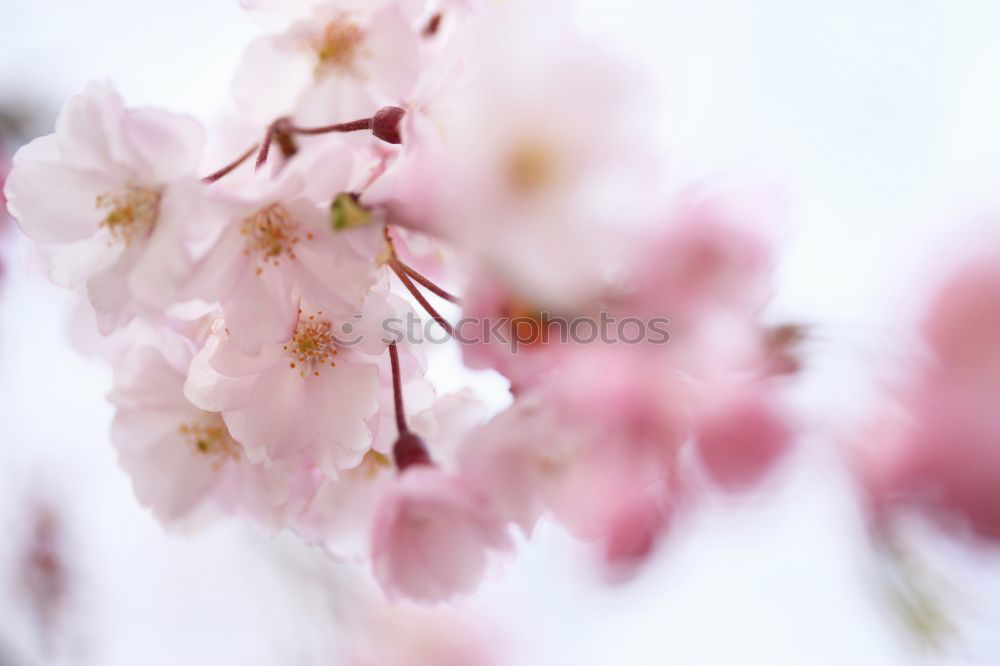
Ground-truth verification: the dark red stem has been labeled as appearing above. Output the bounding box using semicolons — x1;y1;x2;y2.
396;259;461;304
388;342;408;435
255;122;277;171
390;259;454;336
288;117;374;136
203;143;259;183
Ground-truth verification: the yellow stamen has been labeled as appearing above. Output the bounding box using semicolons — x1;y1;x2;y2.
241;204;301;269
95;185;161;246
284;311;338;378
179;415;240;468
311;17;364;76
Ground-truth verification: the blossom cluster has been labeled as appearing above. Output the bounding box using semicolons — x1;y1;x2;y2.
18;0;971;607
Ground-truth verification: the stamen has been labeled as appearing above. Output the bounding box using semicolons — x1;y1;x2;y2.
284;313;339;377
506;142;555;198
241;204;301;270
179;415;240;468
310;17;364;76
95;185;161;246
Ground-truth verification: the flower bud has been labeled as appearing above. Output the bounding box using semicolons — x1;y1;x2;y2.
393;431;431;470
330;192;371;231
372;106;406;145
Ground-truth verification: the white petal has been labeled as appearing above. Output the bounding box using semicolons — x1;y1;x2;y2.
221;266;299;355
232;35;314;125
121;107;205;183
5;134;118;244
87;245;143;333
54;81;131;173
306;360;379;456
231;365;315;461
361;5;421;101
128;179;203;310
184;222;249;303
184;335;257;412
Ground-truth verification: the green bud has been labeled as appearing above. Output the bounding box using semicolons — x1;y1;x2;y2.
330;192;371;231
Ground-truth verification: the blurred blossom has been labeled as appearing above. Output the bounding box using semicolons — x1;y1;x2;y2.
862;251;1000;542
19;503;69;656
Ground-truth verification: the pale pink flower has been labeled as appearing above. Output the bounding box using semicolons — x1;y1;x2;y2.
191;140;384;354
693;388;793;492
184;294;399;474
293;390;483;557
291;449;395;558
4;82;210;332
110;332;317;529
233;2;422;126
371;466;513;602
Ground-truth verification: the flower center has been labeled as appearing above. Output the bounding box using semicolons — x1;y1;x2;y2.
179;414;240;466
95;185;161;246
242;204;309;272
285;312;338;377
500;298;556;347
506;142;556;198
311;17;364;75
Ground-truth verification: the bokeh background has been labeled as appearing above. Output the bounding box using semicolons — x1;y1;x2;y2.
3;0;1000;663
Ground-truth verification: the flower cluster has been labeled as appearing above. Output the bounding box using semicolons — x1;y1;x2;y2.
4;0;798;603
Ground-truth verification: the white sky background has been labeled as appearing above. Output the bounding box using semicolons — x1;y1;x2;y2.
3;0;1000;664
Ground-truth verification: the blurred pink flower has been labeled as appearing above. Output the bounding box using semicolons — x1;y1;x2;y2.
371;466;512;602
865;253;1000;541
624;191;778;323
693;388;793;491
4;82;211;332
368;3;656;307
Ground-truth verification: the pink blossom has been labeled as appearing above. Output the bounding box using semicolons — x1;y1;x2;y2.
599;481;673;577
624;190;779;323
864;253;1000;541
233;2;422;126
366;4;657;306
4;82;210;332
459;351;687;544
457;272;571;390
184;297;391;475
191;140;384;354
693;388;793;491
371;466;513;602
110;332;317;529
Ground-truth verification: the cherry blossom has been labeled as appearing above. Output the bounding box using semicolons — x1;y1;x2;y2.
371;465;513;603
233;1;423;126
191;139;384;353
4;82;210;332
184;295;395;475
110;330;317;529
